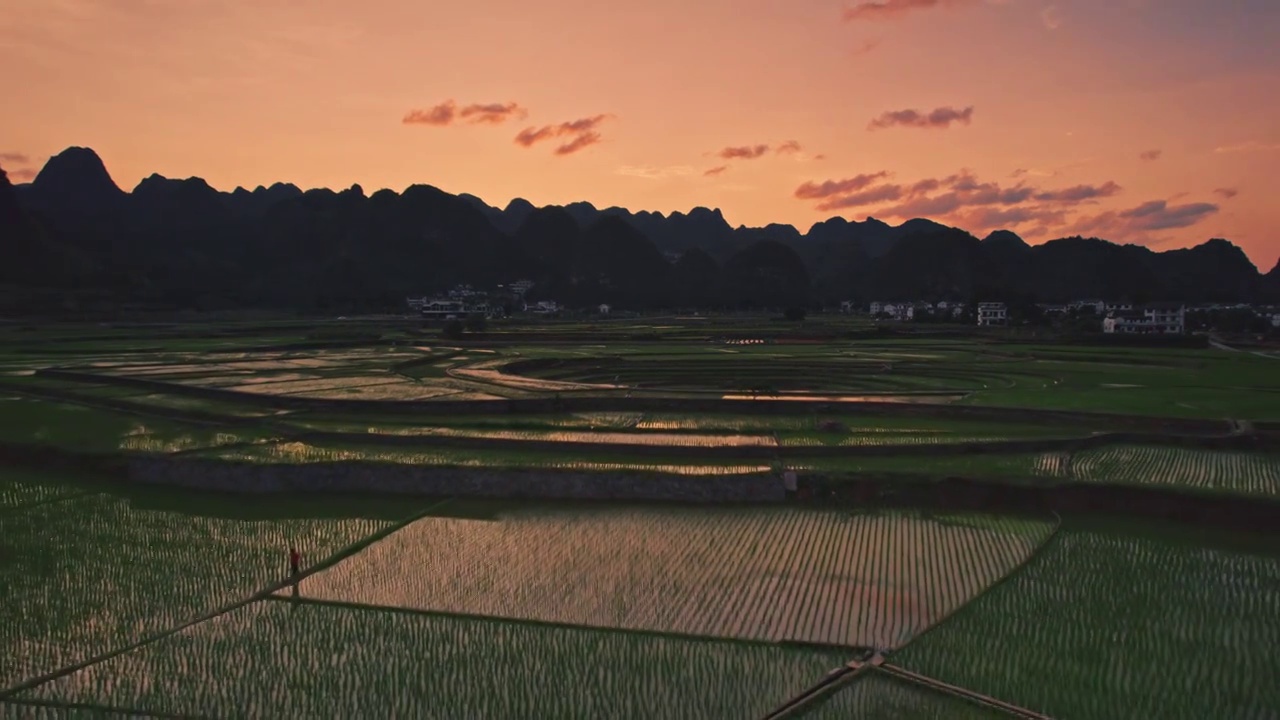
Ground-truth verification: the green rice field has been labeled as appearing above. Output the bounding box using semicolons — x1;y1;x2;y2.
18;601;853;719
0;478;415;691
2;318;1280;717
887;521;1280;719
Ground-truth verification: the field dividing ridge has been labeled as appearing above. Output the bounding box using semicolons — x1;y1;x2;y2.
0;497;453;699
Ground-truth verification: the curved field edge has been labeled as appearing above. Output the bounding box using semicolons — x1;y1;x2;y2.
879;522;1280;719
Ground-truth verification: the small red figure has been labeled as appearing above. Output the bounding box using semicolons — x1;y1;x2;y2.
289;547;301;578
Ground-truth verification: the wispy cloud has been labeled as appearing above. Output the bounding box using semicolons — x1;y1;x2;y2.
459;102;528;124
704;165;729;177
1139;149;1162;161
1011;168;1057;179
795;168;1138;239
7;168;36;182
0;152;30;164
868;106;974;131
515;114;613;156
843;0;980;22
1068;199;1219;238
1213;187;1239;200
616;165;696;180
718;144;771;160
555;132;602;155
1040;5;1062;30
774;140;803;155
1213;140;1280;154
794;171;892;200
404;100;528;126
849;38;884;56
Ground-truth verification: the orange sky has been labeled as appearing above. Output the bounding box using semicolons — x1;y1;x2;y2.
2;0;1277;267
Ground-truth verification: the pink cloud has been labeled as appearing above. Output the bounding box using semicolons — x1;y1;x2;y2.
405;100;529;126
794;171;892;200
515;114;612;156
868;106;974;131
718;144;771;160
1213;187;1239;199
403;101;458;126
704;165;729;177
1139;149;1162;161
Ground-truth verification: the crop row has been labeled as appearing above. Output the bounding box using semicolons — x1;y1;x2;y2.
810;672;1006;719
212;441;772;475
294;507;1056;649
359;427;779;447
1071;446;1280;497
891;527;1280;719
0;472;82;511
22;600;852;719
0;490;398;690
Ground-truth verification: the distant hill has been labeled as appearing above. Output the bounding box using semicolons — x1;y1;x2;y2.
2;146;1269;312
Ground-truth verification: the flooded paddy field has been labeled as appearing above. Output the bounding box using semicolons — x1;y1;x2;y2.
288;504;1055;649
1;465;1278;718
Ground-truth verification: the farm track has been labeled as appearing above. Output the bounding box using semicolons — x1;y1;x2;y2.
0;498;454;701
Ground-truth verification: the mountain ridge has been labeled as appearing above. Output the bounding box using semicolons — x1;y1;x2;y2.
2;146;1270;310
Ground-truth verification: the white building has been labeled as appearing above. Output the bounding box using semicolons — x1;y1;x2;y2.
1143;303;1185;334
528;300;560;315
418;299;467;319
1102;303;1185;334
977;302;1008;327
597;303;611;316
508;279;535;297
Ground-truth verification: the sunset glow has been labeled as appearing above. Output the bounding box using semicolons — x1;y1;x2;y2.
2;0;1277;264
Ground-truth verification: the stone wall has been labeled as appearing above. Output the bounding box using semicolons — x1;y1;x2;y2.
127;457;786;503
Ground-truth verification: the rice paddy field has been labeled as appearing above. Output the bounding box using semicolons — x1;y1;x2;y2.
288;505;1056;649
0;475;416;692
885;519;1280;719
2;317;1280;717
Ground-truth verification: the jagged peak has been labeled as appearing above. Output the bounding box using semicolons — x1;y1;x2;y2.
31;145;123;197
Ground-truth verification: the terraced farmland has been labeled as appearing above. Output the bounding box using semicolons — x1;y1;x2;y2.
0;489;408;690
292;506;1056;649
890;525;1280;719
1072;445;1280;497
19;601;852;719
207;440;774;475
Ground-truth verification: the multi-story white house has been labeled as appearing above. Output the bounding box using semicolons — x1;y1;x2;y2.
1143;303;1185;334
1102;303;1185;334
977;302;1008;327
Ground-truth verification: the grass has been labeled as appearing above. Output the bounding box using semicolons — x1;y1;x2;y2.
290;504;1056;649
20;600;854;719
201;440;775;475
888;520;1280;719
0;483;415;690
804;672;1008;719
